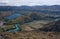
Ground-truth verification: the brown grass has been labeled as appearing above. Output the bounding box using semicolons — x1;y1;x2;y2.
0;31;59;39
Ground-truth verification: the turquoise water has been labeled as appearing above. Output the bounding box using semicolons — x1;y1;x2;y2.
7;24;21;32
6;13;22;20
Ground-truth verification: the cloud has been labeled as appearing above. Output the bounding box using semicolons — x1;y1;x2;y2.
0;0;60;6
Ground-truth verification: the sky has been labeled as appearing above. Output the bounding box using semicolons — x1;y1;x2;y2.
0;0;60;6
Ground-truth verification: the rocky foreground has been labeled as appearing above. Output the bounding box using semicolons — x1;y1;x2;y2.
0;31;59;39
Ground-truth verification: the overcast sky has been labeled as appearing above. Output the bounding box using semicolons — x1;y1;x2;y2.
0;0;60;6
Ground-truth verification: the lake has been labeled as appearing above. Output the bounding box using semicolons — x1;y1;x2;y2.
6;13;22;20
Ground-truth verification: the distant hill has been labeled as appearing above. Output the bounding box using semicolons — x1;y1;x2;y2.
0;5;60;14
0;5;60;11
32;5;60;10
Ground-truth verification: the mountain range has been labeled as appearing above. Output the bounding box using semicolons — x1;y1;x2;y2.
0;5;60;11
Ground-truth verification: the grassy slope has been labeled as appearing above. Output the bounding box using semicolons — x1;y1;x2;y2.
20;20;51;31
0;31;59;39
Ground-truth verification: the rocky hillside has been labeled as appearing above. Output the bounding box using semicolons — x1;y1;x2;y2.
39;20;60;32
